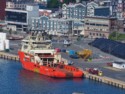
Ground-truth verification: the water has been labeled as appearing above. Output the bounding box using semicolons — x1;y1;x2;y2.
0;59;125;94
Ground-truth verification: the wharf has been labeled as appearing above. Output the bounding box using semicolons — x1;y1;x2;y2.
0;52;125;89
84;71;125;89
0;52;19;61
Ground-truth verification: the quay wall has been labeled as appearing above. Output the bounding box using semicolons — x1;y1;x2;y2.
84;71;125;89
0;52;19;61
0;52;125;89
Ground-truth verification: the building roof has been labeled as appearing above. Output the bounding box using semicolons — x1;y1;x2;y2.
114;61;125;65
85;16;116;20
87;1;98;7
67;3;86;8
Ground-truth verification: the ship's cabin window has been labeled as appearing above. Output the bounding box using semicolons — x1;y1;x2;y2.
38;53;52;57
42;58;54;63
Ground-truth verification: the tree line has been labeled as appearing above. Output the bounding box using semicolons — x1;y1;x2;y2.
47;0;89;8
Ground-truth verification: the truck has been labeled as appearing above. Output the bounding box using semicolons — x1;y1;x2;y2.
86;68;103;76
68;50;79;59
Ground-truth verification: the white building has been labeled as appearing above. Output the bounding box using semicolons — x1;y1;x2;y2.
87;2;98;16
62;3;86;20
113;61;125;69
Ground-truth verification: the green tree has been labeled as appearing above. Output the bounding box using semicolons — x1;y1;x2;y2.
63;0;76;4
47;0;59;8
47;0;89;8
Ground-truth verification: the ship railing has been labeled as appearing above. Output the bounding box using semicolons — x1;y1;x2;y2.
32;48;52;50
39;55;54;58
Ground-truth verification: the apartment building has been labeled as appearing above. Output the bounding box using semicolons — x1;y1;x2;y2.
62;3;86;20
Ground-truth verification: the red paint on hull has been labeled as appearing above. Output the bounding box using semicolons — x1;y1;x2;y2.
18;51;84;78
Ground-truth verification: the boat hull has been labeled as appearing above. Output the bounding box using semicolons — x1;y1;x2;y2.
18;51;84;78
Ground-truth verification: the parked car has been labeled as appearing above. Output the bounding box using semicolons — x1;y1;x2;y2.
107;62;113;67
86;68;103;76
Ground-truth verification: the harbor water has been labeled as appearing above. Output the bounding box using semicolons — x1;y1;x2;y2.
0;59;125;94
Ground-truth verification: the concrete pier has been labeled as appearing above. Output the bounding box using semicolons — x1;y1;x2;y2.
84;71;125;89
0;52;19;61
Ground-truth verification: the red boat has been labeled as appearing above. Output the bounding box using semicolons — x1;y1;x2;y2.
18;32;83;78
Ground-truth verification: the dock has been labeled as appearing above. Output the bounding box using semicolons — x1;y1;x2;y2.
0;52;19;61
0;52;125;89
84;71;125;89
